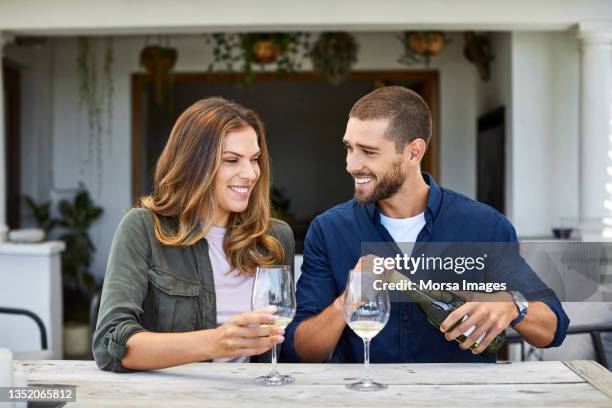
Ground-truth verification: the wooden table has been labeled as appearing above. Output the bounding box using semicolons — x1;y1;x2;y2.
13;360;612;407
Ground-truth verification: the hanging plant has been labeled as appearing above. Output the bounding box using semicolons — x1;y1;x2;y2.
76;37;114;191
207;32;310;83
77;37;101;149
103;37;114;152
310;32;358;85
207;33;241;72
139;41;177;109
398;31;449;67
463;31;495;81
249;36;283;64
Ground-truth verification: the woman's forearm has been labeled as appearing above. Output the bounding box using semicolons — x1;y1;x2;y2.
121;329;219;370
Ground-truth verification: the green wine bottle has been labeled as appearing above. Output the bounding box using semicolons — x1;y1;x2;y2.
389;272;506;354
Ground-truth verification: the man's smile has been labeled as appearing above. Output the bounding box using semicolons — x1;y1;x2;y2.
355;177;373;185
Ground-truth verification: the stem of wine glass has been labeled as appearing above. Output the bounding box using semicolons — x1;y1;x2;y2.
363;338;371;383
270;342;279;377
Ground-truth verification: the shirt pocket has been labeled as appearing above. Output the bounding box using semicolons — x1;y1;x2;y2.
147;267;200;333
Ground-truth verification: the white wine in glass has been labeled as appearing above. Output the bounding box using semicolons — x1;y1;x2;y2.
344;268;390;391
251;265;296;386
261;316;294;330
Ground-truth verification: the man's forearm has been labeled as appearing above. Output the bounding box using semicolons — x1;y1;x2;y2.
294;296;346;362
513;301;558;348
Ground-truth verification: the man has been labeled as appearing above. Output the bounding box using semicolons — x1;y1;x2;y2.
282;86;569;363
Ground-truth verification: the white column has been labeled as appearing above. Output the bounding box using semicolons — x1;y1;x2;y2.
578;24;612;225
0;32;14;242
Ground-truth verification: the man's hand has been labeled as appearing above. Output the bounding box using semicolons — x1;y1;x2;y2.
439;292;518;354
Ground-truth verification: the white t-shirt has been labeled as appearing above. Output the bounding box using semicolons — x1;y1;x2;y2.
379;212;426;244
205;225;253;363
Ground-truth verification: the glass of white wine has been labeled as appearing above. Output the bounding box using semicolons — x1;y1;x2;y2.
344;267;390;391
251;265;296;386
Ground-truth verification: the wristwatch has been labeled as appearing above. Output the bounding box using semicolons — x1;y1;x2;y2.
510;291;528;327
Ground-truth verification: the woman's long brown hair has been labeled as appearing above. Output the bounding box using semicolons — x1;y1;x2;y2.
140;97;284;275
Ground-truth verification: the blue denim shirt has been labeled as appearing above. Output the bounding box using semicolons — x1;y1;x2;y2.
282;174;569;363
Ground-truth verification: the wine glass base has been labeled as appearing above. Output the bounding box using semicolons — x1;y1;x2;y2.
345;380;388;392
255;373;295;386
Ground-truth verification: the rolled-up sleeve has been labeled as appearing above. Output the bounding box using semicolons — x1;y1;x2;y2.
282;218;339;362
92;209;150;372
490;215;570;348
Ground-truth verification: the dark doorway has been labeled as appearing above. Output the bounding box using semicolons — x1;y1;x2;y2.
3;60;21;228
132;72;440;251
477;106;505;214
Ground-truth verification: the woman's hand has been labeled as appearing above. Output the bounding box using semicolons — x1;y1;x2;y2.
211;308;285;359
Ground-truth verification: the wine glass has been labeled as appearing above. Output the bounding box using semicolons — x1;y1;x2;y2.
251;265;296;386
344;267;390;391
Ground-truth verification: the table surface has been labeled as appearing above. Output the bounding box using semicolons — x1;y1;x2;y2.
13;359;612;408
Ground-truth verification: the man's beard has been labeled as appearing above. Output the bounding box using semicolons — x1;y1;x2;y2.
353;158;405;204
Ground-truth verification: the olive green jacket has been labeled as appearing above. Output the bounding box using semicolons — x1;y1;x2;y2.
92;208;295;372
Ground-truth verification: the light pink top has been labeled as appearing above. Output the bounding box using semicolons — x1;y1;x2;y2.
205;225;254;363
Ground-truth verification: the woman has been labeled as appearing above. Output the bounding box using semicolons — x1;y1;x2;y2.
93;97;294;372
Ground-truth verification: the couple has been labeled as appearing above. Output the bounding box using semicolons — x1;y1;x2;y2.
93;86;569;372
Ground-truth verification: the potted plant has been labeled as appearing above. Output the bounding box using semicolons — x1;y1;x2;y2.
23;197;59;237
398;31;449;67
140;43;178;108
248;35;284;64
25;185;103;358
207;32;310;83
309;32;358;85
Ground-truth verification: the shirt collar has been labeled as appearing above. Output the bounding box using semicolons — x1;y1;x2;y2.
364;172;442;232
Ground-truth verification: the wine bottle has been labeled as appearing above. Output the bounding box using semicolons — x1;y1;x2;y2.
388;272;506;354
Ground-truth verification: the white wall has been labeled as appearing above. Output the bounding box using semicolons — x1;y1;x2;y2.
475;30;580;237
3;0;612;35
511;33;554;236
546;31;580;232
509;31;580;236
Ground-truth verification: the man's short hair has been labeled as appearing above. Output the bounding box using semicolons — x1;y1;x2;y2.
349;86;432;152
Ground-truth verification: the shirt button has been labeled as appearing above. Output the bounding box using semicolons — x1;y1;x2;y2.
403;315;409;321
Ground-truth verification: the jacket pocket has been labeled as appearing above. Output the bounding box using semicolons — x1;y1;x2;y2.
147;267;200;333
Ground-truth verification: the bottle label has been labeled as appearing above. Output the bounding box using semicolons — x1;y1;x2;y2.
461;315;486;344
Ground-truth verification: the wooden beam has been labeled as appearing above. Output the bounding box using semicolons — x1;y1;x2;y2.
563;360;612;399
